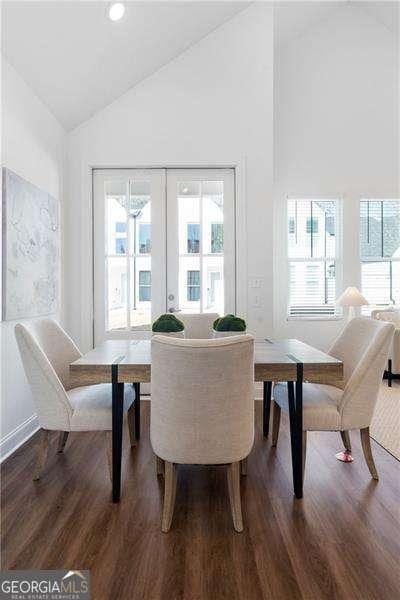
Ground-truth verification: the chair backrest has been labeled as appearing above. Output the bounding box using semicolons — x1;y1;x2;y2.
371;309;400;371
179;313;220;339
14;319;81;430
329;317;394;428
150;334;254;465
371;308;400;325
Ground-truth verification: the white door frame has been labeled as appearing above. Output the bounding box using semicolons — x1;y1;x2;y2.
86;161;247;349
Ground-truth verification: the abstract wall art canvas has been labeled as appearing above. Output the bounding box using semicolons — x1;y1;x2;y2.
2;168;60;320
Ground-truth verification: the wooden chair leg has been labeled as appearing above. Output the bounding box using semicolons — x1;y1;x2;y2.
57;431;69;453
162;462;178;532
360;427;379;480
340;430;352;452
155;455;165;477
302;431;307;479
240;458;247;476
271;401;281;447
227;462;243;533
127;403;136;448
105;431;113;482
33;429;50;481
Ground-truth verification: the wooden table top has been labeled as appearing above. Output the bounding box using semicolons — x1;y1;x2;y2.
70;338;343;386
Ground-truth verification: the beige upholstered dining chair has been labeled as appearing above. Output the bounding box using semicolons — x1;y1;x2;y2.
371;309;400;387
15;319;135;481
151;334;254;533
272;318;394;480
178;313;219;339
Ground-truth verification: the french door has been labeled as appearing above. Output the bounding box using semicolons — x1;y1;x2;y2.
93;168;235;344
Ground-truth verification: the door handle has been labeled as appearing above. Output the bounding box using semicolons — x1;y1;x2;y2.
168;307;181;313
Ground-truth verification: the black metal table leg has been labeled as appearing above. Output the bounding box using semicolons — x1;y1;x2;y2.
294;363;303;499
263;381;272;437
112;364;124;503
286;362;304;499
133;382;141;440
287;381;297;484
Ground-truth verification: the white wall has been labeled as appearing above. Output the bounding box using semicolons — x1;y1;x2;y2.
1;58;65;458
273;4;399;349
64;3;274;351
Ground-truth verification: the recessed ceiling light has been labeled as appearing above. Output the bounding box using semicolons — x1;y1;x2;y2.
108;2;126;22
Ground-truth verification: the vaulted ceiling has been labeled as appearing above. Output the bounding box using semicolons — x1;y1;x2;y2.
2;1;250;130
2;1;398;131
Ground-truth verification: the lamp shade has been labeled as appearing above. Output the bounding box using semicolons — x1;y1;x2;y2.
336;286;369;307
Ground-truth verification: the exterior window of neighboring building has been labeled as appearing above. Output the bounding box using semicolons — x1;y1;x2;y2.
187;223;200;253
115;238;126;254
360;200;400;308
287;199;339;317
306;217;319;234
116;221;126;233
187;270;200;301
138;223;151;254
211;223;224;253
115;221;127;254
138;270;151;302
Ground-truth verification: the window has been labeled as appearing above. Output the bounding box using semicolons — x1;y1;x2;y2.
306;218;319;234
138;270;151;302
187;223;200;253
360;200;400;308
115;238;126;254
187;270;200;301
287;199;339;317
138;223;151;254
115;221;127;254
116;222;126;233
211;223;224;253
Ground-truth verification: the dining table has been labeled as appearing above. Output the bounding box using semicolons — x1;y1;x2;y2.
70;338;343;503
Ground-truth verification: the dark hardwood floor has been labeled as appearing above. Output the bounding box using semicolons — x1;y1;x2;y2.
1;401;399;600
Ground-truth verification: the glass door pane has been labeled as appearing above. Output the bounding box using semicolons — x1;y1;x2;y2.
128;181;151;328
93;169;165;344
166;169;235;317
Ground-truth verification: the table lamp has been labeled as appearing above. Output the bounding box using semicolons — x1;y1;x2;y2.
336;286;369;321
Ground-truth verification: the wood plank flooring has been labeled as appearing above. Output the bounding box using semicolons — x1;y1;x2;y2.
1;401;399;600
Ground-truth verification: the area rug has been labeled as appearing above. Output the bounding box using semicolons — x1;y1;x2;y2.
370;381;400;460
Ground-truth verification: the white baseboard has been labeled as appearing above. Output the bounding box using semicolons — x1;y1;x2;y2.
0;414;39;463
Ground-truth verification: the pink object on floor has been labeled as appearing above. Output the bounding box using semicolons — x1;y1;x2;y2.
335;450;354;462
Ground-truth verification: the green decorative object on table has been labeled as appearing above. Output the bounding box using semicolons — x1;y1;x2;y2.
152;313;185;333
213;314;246;332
